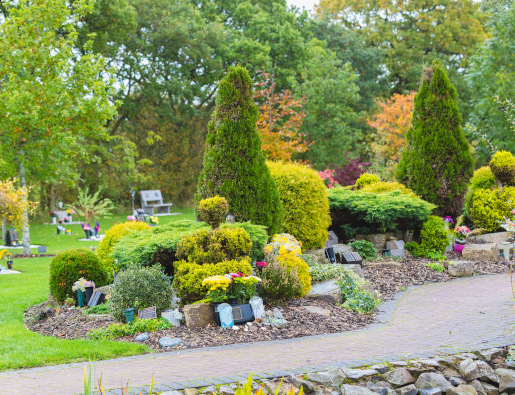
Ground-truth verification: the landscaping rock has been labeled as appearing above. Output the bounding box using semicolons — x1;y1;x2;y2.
418;360;441;368
360;283;379;300
371;365;390;374
342;367;379;380
481;383;500;395
219;385;236;395
470;232;509;245
303;306;331;317
135;332;149;341
184;389;200;395
304;248;330;264
226;214;236;224
471;380;488;395
447;261;474;277
418;389;441;395
158;337;182;348
396;384;418;395
382;369;415;388
341;384;378;395
307;280;342;305
355;233;390;250
290;375;315;393
202;386;217;395
447;385;479;395
496;369;515;394
366;382;387;395
366;260;403;270
447;378;468;387
462;244;500;262
415;373;452;392
459;359;499;383
161;392;184;395
344;264;365;278
392;361;409;367
477;349;505;362
442;367;462;378
307;370;346;388
183;303;216;329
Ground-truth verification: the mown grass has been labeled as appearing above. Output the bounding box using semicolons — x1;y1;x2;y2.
0;209;195;371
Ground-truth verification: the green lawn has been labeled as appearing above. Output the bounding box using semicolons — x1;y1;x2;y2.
0;209;194;372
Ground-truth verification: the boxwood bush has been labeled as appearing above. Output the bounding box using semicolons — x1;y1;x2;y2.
355;173;380;189
110;264;171;323
328;188;435;241
267;161;331;250
469;187;515;232
490;150;515;187
405;216;448;259
49;249;109;302
464;167;497;217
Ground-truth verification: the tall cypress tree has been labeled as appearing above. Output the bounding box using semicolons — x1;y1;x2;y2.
195;66;283;234
397;60;474;216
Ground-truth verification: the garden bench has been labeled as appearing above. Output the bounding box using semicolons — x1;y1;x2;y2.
140;190;173;215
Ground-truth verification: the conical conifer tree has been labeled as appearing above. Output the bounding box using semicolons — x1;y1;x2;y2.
195;66;283;234
397;60;474;216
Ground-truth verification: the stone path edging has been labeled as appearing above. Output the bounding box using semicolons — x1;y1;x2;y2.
1;273;514;395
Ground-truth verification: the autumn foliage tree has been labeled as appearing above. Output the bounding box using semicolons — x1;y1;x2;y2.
369;92;416;163
254;72;309;161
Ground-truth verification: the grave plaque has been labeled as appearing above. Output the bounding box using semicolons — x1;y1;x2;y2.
324;230;339;248
232;306;243;321
342;252;362;265
386;240;399;250
87;291;106;307
6;229;18;246
388;240;405;257
138;306;157;320
38;246;47;253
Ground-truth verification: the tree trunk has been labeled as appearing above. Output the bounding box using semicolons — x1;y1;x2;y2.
19;153;31;256
2;217;5;246
50;184;55;212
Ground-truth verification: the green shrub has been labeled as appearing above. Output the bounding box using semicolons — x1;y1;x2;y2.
355;173;380;189
397;61;474;216
86;301;110;315
267;161;331;250
405;216;448;258
360;181;417;197
274;251;311;296
88;318;172;340
425;262;445;272
173;258;253;301
96;221;151;271
49;249;109;302
198;195;229;229
260;259;304;301
490;150;515;187
464;167;497;217
349;240;378;260
176;227;251;265
222;222;267;262
328;188;435;240
469;187;515;232
195;65;283;235
110;264;171;323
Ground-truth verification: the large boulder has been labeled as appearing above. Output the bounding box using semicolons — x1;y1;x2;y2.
470;232;509;245
307;370;346;388
477;349;505;362
307;280;342;305
447;261;474;277
355;233;391;250
183;303;216;329
304;248;330;264
496;369;515;394
458;359;499;383
415;373;452;392
382;369;415;388
462;244;500;262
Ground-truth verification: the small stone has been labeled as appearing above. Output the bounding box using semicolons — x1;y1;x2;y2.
409;362;422;368
342;367;379;380
418;360;441;368
459;359;499;383
341;384;378;395
415;372;452;392
366;382;387;395
396;384;418;395
229;384;238;390
158;337;182;348
307;370;346;388
290;375;316;394
219;385;236;395
247;322;252;326
408;368;432;379
471;380;488;395
232;325;240;330
447;377;468;387
226;214;236;224
447;385;479;395
382;369;415;388
442;367;462;378
184;389;200;395
506;362;515;369
202;386;216;395
135;332;149;341
418;389;442;395
307;280;342;305
371;365;390;374
161;392;184;395
375;382;393;389
482;383;500;395
261;326;268;330
391;362;409;367
477;349;505;362
462;353;479;360
303;305;331;317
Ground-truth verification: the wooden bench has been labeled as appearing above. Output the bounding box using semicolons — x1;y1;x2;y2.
140;190;173;215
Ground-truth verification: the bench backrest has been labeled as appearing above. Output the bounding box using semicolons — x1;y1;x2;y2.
140;190;164;206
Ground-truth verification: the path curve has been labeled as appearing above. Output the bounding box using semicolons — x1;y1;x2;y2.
2;273;515;395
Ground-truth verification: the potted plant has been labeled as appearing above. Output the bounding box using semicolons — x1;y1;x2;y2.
123;308;135;323
84;280;95;304
50;211;58;224
81;223;91;239
148;216;159;226
72;278;87;307
3;251;13;270
66;209;74;222
202;275;230;325
454;226;470;253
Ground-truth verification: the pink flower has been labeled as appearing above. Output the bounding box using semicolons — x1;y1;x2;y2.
256;261;267;268
511;210;515;215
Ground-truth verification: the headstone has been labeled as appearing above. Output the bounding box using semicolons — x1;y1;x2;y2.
387;240;406;258
87;291;106;307
138;306;157;319
325;230;339;248
38;246;47;253
183;303;216;329
249;296;265;319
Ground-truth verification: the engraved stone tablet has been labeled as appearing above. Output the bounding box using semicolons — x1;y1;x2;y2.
232;306;243;321
324;230;339;248
138;306;157;320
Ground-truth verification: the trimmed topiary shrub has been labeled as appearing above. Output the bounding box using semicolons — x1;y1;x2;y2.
405;216;448;258
464;167;497;217
195;65;283;235
173;258;253;301
49;249;109;302
397;60;474;216
222;222;267;262
267;161;331;250
355;173;380;189
198;195;229;229
176;227;252;265
110;264;171;323
360;181;417;197
469;186;515;232
328;188;435;240
96;221;151;271
490;150;515;188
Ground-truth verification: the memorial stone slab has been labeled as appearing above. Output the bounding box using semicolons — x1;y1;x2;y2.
138;306;157;320
325;231;339;248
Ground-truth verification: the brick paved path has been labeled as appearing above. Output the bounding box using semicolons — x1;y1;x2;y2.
2;273;515;395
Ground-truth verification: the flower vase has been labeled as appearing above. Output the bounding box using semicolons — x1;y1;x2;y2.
52;217;57;224
85;286;94;304
124;308;135;323
77;291;86;307
228;298;238;306
454;239;466;253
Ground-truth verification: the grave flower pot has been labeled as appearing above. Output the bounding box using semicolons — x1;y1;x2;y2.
7;260;13;270
85;286;94;304
52;217;57;224
77;291;86;308
124;308;135;323
454;239;466;253
212;302;223;326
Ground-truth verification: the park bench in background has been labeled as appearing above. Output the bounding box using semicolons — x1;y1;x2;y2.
140;190;173;215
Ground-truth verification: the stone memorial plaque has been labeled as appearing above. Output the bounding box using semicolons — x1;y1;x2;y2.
232;306;243;321
395;240;405;249
351;252;362;261
324;231;339;248
386;240;399;250
390;249;405;257
342;252;354;263
138;306;157;320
